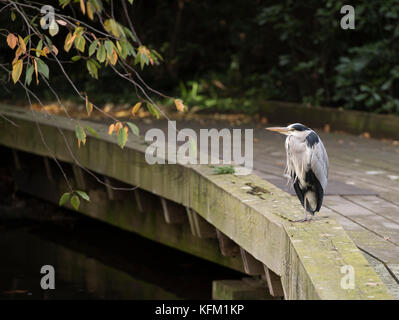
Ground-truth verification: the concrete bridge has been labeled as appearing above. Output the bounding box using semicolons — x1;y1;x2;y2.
0;103;395;300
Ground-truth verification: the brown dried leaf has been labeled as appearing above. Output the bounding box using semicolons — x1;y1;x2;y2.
115;121;123;134
6;33;18;49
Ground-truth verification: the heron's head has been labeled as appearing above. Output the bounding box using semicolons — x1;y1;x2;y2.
266;123;310;137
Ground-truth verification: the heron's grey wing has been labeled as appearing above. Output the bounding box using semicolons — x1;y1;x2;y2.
310;139;329;191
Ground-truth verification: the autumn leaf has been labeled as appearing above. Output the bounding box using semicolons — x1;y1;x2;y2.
74;35;86;52
131;102;142;117
33;58;39;85
174;99;185;112
80;0;86;15
85;95;93;116
18;35;26;54
108;48;118;65
64;33;76;52
6;33;17;49
87;1;94;20
108;123;115;135
12;59;23;84
75;124;86;147
115;121;123;134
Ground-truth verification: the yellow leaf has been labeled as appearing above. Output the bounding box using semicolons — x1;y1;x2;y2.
80;0;86;15
108;48;118;65
87;1;94;20
12;59;23;84
131;102;142;117
6;33;17;49
12;47;22;65
108;123;115;135
124;126;128;138
78;139;81;148
64;33;76;52
115;122;123;134
43;46;50;56
18;35;26;54
85;95;93;116
33;58;39;85
174;99;185;112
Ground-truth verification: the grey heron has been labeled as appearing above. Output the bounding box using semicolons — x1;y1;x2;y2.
266;123;329;222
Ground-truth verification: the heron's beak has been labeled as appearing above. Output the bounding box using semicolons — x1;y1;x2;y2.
266;127;290;135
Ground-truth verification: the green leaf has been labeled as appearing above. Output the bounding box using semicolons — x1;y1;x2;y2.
74;35;86;52
70;195;80;210
11;11;16;21
85;125;99;138
35;58;49;79
128;0;134;4
75;124;86;142
86;59;98;79
104;40;114;56
117;127;128;149
126;122;139;136
88;39;99;57
36;39;43;57
71;55;81;61
146;102;160;119
59;0;71;9
96;44;106;63
59;192;70;206
75;190;90;202
104;19;120;38
25;65;34;86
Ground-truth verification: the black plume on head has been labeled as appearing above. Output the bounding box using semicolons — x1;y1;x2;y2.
289;123;309;131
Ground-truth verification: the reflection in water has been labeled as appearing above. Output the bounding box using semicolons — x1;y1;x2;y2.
0;202;242;300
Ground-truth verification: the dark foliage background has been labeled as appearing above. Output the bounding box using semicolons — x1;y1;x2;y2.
1;0;399;115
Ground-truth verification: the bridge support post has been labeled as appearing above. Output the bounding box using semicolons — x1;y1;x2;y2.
212;278;275;300
160;198;187;224
240;248;264;275
263;265;284;298
186;208;216;238
216;230;240;257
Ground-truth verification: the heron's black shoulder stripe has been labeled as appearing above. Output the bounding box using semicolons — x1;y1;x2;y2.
306;131;319;147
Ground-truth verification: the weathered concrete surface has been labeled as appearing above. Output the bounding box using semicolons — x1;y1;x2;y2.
0;103;393;300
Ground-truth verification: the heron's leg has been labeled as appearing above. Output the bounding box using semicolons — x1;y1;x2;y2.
293;195;310;223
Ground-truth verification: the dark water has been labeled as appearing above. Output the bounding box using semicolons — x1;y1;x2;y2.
0;195;242;300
